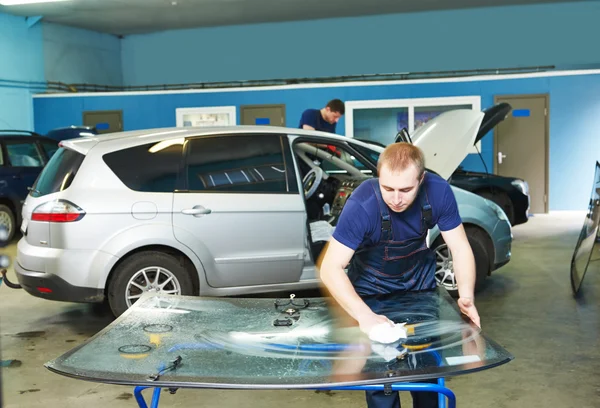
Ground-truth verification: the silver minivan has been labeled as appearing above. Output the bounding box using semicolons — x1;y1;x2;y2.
15;109;511;316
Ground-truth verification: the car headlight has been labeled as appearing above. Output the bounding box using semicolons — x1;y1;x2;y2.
484;198;508;222
511;179;529;196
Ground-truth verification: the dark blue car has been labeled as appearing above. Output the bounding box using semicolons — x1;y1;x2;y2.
46;126;98;141
0;126;98;242
0;130;62;242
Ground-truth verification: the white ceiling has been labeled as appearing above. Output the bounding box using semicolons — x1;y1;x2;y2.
0;0;579;36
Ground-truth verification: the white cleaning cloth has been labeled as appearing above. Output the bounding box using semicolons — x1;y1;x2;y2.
371;344;408;362
368;322;407;344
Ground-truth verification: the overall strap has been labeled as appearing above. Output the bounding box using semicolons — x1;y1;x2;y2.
418;182;434;230
369;179;392;241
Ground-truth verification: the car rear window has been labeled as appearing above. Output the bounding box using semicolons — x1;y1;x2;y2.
30;147;85;197
102;141;183;193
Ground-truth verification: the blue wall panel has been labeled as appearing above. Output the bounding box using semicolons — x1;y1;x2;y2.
43;22;123;86
0;12;45;130
33;72;600;211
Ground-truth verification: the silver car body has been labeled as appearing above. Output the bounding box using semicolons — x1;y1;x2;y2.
15;110;511;313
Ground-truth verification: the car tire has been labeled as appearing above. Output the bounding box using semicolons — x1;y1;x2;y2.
107;250;195;317
433;227;490;298
479;190;514;226
0;204;16;243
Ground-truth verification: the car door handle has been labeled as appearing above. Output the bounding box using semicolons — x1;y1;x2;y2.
182;206;212;216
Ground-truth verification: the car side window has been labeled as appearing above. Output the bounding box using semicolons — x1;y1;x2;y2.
0;144;4;166
6;142;44;167
41;140;60;159
102;140;184;193
186;134;289;193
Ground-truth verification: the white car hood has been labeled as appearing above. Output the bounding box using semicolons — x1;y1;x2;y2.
411;110;484;180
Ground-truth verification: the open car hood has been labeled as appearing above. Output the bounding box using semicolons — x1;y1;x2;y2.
474;102;512;144
411;109;484;180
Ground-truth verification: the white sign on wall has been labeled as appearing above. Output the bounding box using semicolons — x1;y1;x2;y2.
176;106;237;128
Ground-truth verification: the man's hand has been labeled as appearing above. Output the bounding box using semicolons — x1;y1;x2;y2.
357;312;394;336
457;297;481;328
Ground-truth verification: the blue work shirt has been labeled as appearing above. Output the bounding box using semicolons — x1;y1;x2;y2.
298;109;336;133
333;172;462;251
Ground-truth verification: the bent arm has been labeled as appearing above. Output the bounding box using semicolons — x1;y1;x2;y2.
319;238;380;323
302;124;315;130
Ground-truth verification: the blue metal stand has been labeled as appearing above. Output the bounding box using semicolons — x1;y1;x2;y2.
132;379;455;408
134;386;162;408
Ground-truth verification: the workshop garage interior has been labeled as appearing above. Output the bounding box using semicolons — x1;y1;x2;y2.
0;1;599;407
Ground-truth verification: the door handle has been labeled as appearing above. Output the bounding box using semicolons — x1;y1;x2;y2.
498;152;507;164
182;206;212;216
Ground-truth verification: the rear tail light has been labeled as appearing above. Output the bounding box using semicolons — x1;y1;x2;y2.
31;200;85;223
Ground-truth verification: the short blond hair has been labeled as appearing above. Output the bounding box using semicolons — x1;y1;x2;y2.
377;142;425;178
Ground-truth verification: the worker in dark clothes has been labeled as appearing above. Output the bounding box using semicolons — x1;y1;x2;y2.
299;99;345;134
319;142;481;408
299;99;345;155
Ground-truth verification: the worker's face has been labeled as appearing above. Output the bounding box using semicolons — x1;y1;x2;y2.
378;163;423;213
324;108;343;124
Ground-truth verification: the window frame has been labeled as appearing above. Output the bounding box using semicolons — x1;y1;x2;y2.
180;133;299;195
344;95;482;152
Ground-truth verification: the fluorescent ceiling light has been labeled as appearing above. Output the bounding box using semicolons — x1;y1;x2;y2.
0;0;71;5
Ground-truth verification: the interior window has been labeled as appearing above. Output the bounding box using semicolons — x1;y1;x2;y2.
186;134;289;193
6;142;44;167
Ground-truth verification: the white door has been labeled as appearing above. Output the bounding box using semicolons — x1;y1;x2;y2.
172;133;306;288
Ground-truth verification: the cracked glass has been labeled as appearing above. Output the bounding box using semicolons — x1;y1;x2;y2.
45;289;513;389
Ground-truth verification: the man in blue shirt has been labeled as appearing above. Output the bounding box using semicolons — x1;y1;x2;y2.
319;142;480;408
299;99;345;134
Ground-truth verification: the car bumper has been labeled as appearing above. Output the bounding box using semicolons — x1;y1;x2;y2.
15;261;104;303
15;237;116;302
492;219;512;269
510;191;530;226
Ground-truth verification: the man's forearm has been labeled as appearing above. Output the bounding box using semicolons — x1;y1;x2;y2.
320;266;373;322
452;248;476;299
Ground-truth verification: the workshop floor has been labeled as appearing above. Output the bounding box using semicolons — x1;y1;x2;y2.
1;212;598;408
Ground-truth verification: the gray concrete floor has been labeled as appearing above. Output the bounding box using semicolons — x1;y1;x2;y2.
1;212;599;408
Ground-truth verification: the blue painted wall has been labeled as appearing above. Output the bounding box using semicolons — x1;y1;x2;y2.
121;1;600;86
43;22;123;87
31;71;600;211
0;13;45;130
0;13;122;131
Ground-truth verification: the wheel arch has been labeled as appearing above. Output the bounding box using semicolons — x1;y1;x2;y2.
104;244;201;299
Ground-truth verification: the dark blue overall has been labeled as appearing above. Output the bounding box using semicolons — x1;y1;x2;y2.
347;179;439;408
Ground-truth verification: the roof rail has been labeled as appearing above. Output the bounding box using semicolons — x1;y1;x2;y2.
0;130;41;137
